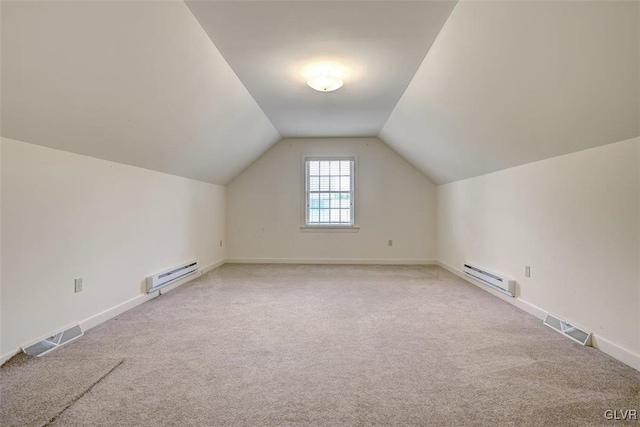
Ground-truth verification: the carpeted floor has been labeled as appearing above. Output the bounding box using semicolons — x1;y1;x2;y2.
0;354;122;426
1;264;638;426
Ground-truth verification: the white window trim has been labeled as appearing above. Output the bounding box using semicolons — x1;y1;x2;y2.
301;154;359;232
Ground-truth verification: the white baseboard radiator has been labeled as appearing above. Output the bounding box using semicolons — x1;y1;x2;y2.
463;263;516;297
147;261;198;293
544;313;592;346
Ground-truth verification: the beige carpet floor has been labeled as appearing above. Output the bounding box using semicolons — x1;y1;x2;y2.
0;353;122;426
1;265;638;426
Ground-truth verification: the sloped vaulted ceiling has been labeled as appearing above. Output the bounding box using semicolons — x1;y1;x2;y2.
185;0;456;138
380;1;640;185
2;1;638;186
1;1;280;185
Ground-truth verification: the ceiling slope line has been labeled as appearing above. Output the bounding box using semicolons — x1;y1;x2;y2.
2;0;280;185
186;0;457;138
377;0;460;138
184;2;282;143
380;1;639;185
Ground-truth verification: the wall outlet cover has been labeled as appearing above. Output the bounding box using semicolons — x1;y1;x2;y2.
74;278;83;293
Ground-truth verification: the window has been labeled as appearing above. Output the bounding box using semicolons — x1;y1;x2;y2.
304;157;355;227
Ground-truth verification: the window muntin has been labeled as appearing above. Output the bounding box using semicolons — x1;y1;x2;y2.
305;158;354;226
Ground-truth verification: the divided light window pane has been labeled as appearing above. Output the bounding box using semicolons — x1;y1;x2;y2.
306;158;354;226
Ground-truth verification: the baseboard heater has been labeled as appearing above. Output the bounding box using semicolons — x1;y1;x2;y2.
23;324;84;357
544;313;592;346
463;263;516;297
147;261;198;293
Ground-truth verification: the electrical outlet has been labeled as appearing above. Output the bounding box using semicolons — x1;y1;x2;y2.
74;278;83;293
220;240;223;247
525;266;531;278
388;239;393;247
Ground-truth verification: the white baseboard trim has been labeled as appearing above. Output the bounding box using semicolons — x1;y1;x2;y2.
0;349;21;366
437;260;547;320
202;259;226;274
436;260;640;372
591;336;640;372
79;292;158;332
1;259;227;367
226;258;436;265
158;258;226;294
2;295;156;366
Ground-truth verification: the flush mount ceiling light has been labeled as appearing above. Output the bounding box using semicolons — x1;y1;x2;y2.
307;75;343;92
303;61;348;92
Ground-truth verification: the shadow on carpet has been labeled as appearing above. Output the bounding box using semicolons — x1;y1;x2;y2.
0;353;123;427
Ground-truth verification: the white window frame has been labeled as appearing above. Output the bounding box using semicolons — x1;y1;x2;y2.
301;155;359;232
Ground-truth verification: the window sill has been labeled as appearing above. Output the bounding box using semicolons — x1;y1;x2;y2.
300;226;360;233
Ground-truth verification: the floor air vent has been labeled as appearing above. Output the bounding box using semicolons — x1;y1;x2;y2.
23;324;84;357
544;313;591;346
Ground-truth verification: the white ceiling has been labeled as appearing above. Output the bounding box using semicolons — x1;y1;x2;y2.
380;1;639;184
2;1;638;187
186;0;456;138
1;0;279;185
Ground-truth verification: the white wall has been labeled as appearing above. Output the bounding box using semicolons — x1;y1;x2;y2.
1;0;279;185
0;135;3;356
227;138;436;262
437;137;640;366
381;0;638;184
1;137;226;357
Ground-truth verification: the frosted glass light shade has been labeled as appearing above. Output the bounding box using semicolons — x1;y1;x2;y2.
307;75;343;92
